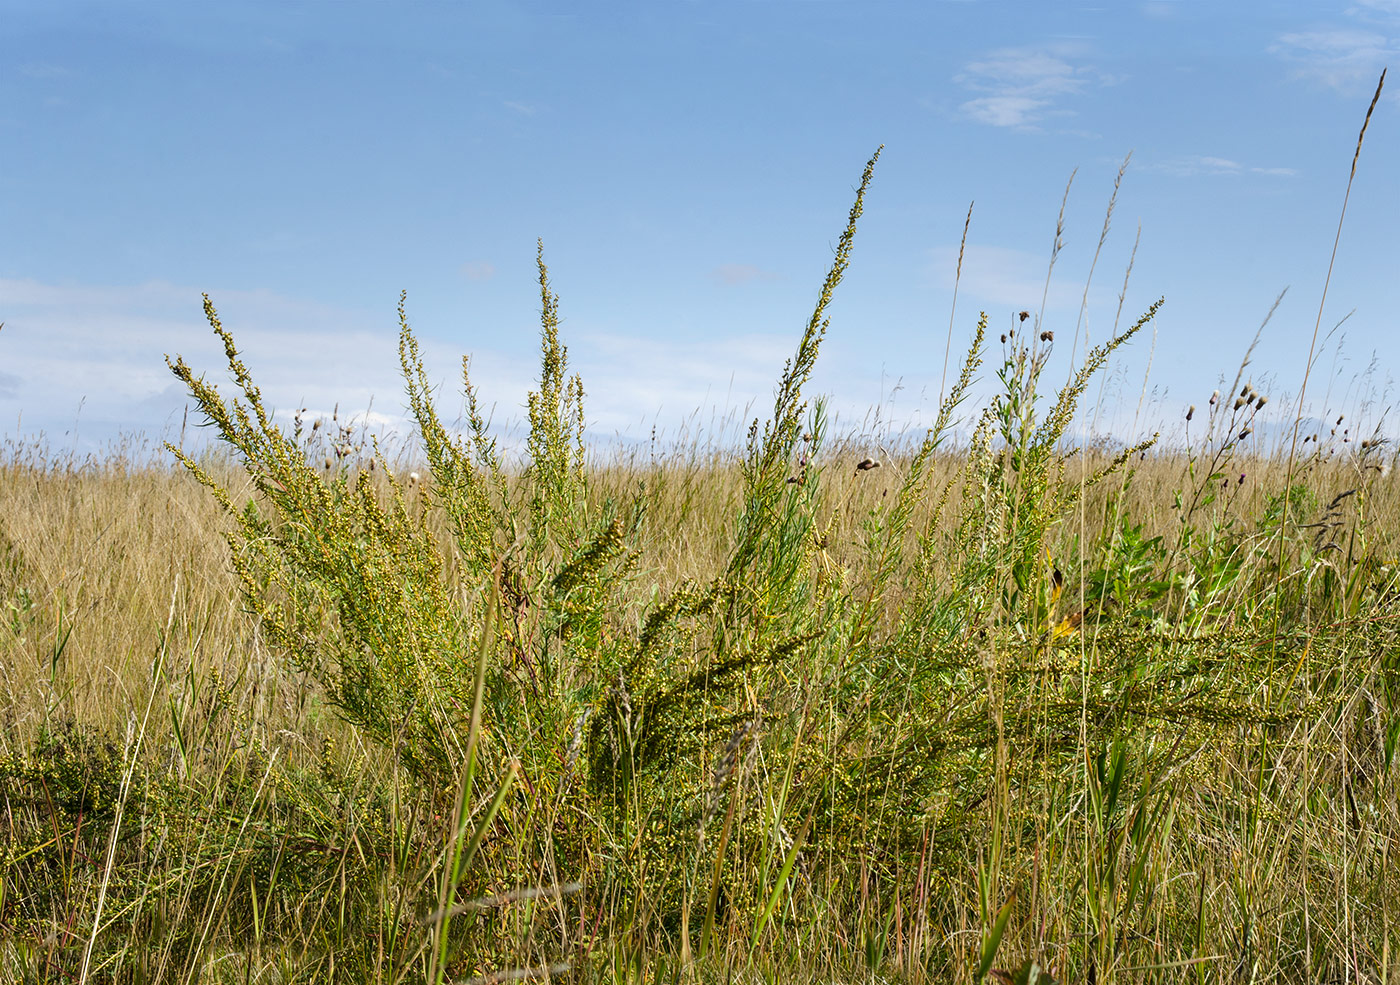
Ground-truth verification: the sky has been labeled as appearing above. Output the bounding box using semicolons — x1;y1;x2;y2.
3;0;1398;460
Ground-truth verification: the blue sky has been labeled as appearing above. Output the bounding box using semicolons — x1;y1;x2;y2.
3;1;1397;456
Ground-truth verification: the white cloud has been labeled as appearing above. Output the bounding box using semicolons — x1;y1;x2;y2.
1140;1;1180;19
1197;156;1242;173
460;260;496;282
503;100;537;116
0;277;823;455
1351;0;1400;18
1270;28;1394;92
954;42;1111;129
17;63;70;79
710;263;781;285
572;331;793;436
960;95;1050;128
925;244;1108;313
1145;155;1297;177
0;279;428;449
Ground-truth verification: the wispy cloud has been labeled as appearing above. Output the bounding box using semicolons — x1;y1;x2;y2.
574;331;791;436
954;42;1112;129
1140;2;1181;20
1351;0;1400;19
0;278;422;447
17;63;69;79
1270;27;1394;92
1143;155;1297;177
925;244;1107;312
710;263;781;286
503;100;537;116
460;260;496;282
0;277;802;452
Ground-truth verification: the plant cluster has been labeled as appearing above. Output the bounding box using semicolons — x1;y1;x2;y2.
1;139;1398;983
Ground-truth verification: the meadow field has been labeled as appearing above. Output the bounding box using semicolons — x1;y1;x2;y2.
3;146;1399;983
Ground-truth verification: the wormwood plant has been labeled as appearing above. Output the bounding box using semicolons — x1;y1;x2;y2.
163;146;1183;962
168;306;480;786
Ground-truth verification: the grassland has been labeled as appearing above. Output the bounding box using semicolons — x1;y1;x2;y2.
3;137;1399;983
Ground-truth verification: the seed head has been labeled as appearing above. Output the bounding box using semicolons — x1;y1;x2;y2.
856;458;880;472
1186;405;1195;422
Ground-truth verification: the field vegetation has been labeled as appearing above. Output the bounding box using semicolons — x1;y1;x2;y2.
3;89;1398;983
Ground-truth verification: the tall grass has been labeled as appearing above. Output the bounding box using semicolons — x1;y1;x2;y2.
3;86;1398;982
